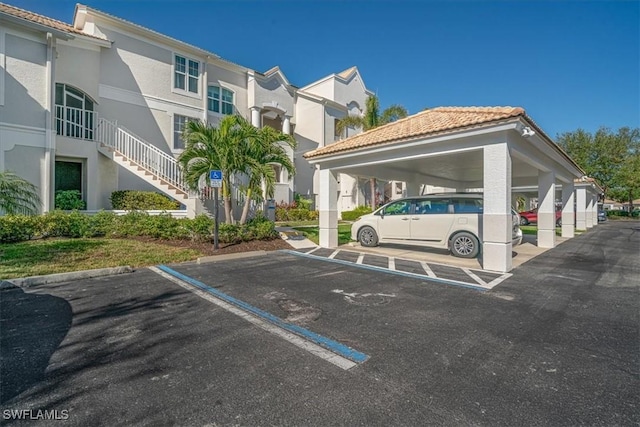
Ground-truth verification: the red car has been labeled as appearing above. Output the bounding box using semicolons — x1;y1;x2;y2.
518;208;562;226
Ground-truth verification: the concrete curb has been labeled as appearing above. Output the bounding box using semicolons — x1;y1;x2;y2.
1;266;134;289
197;251;267;264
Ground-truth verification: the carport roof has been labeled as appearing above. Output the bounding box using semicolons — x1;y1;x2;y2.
305;106;533;159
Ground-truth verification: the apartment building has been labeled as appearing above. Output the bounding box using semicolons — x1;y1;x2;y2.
0;2;380;218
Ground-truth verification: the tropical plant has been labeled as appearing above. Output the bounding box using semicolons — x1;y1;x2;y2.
238;124;296;224
335;95;409;209
0;171;41;215
178;116;251;224
55;190;86;210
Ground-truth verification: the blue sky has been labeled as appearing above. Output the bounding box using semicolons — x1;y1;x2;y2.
8;0;639;138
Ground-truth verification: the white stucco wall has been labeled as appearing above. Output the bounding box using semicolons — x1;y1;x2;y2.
251;73;293;115
55;41;101;102
301;78;334;100
2;31;47;129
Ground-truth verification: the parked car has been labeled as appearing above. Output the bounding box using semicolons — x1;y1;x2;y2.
518;207;562;226
351;193;522;259
598;208;607;222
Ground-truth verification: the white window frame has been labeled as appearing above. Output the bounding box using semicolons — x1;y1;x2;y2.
172;53;200;98
172;113;197;152
207;85;235;116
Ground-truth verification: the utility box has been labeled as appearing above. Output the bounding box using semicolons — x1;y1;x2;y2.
266;199;276;221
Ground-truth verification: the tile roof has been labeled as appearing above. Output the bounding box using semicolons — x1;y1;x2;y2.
304;106;526;158
0;2;106;40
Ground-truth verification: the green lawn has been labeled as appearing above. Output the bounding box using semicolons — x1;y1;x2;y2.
520;225;583;236
293;224;353;245
0;238;203;280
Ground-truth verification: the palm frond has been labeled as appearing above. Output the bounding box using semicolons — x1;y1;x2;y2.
0;171;41;215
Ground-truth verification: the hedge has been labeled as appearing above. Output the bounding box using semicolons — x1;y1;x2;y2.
341;206;373;221
275;201;318;221
0;211;278;244
110;190;180;210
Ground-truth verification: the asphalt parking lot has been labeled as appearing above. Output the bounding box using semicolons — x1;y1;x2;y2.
1;221;638;426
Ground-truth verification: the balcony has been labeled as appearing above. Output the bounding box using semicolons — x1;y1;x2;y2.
55;105;96;140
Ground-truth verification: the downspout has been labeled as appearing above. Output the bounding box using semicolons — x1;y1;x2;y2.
202;55;209;123
43;32;55;212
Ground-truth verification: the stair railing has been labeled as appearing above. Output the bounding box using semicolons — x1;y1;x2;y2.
96;117;190;194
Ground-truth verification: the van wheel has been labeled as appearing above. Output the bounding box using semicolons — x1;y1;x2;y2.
520;217;529;226
358;226;379;247
556;218;562;227
450;232;480;258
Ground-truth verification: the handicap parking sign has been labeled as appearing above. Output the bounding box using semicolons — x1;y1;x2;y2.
209;170;223;188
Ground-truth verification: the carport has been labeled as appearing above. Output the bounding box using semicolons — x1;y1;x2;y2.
304;107;588;273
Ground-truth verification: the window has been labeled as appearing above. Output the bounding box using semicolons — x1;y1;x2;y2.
415;199;451;214
207;85;234;115
383;200;411;216
452;198;483;214
174;55;199;94
173;114;193;150
55;84;95;139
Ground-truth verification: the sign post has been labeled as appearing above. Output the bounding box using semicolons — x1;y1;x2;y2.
209;170;223;250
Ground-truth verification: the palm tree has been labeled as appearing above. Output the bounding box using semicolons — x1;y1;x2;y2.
178;116;250;224
238;125;296;225
0;171;41;215
335;95;408;209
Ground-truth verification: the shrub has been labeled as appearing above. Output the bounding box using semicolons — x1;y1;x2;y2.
55;190;86;210
0;215;39;242
341;206;373;221
110;190;180;210
275;201;318;221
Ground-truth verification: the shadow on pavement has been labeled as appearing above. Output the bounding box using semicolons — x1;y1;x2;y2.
0;284;72;404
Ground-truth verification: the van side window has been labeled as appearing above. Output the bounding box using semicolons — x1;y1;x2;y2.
452;198;483;213
415;199;449;214
384;200;411;215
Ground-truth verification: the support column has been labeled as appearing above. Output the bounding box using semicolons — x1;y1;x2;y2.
405;182;420;197
561;182;575;238
482;143;512;273
250;107;261;128
537;171;556;248
585;193;594;228
318;168;338;248
591;193;599;226
576;186;587;230
282;115;291;135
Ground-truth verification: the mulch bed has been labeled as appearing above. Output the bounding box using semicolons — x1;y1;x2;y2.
128;236;292;256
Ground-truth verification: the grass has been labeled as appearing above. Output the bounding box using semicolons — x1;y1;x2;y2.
293;224;353;245
520;225;584;236
0;238;203;280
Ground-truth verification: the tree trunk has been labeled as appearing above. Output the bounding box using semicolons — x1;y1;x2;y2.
222;180;234;224
370;178;376;210
629;189;634;212
239;188;252;225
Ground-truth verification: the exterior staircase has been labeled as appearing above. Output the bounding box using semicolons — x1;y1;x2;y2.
95;117;201;217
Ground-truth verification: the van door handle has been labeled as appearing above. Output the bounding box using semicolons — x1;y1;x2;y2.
411;217;419;220
401;217;409;221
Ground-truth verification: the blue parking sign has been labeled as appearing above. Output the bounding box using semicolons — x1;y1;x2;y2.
209;170;222;180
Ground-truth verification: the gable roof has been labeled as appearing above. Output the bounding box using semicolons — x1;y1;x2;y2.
337;66;358;79
304;106;526;159
0;2;107;40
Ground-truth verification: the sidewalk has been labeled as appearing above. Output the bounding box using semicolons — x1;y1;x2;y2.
275;226;317;250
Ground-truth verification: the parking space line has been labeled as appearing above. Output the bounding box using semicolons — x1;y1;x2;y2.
420;262;436;278
328;250;340;259
462;268;488;287
486;273;512;288
356;253;365;264
280;250;487;291
388;257;396;270
150;265;368;370
306;247;320;255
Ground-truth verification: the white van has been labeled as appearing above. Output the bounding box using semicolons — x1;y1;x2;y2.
350;193;523;258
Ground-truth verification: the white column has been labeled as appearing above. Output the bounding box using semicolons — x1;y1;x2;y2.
576;186;587;230
586;193;594;228
282;115;291;135
482;143;512;273
561;182;575;238
591;193;599;226
318;168;338;248
405;182;420;197
537;171;556;248
250;107;261;128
